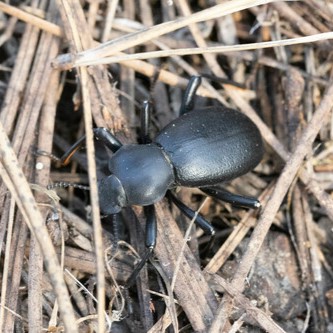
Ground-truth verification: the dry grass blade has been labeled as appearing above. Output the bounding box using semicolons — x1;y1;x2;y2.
70;31;333;65
0;199;15;331
208;274;287;333
0;124;77;332
0;2;62;36
79;67;106;332
54;0;106;331
152;202;218;331
2;0;333;332
53;0;284;67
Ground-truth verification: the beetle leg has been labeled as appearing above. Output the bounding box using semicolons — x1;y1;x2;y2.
200;186;261;209
179;76;202;115
144;205;157;249
92;128;123;153
167;191;216;254
140;100;152;144
59;135;86;166
60;128;123;165
125;205;156;288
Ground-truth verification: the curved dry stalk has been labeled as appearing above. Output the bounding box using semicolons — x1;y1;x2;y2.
0;122;78;332
54;0;106;331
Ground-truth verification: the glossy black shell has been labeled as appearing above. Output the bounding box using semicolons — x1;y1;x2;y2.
154;106;263;187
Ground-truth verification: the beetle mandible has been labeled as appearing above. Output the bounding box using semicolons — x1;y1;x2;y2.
60;76;264;287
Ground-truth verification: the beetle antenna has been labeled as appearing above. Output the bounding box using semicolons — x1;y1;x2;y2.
33;148;61;163
47;182;90;191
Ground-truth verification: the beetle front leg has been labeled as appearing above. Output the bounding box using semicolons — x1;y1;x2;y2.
60;128;123;165
92;128;123;153
140;100;152;144
125;205;156;288
179;76;202;115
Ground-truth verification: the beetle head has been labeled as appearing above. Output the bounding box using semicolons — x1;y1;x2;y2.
98;175;127;214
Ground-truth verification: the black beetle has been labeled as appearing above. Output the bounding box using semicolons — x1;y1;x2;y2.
59;76;263;286
98;105;263;214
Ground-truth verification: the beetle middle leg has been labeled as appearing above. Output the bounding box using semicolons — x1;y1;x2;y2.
167;191;216;254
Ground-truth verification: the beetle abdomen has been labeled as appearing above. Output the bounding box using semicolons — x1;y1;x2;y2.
155;107;263;187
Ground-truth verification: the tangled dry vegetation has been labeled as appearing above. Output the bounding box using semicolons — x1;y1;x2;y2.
1;0;333;332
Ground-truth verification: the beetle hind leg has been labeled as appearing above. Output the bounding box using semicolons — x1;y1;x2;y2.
200;186;261;209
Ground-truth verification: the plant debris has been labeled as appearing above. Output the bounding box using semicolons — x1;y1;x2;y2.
0;1;333;332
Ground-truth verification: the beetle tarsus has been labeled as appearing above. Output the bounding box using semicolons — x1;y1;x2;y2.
125;247;154;289
200;186;261;209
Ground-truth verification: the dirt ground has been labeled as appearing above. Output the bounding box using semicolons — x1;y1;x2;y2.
0;1;333;332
